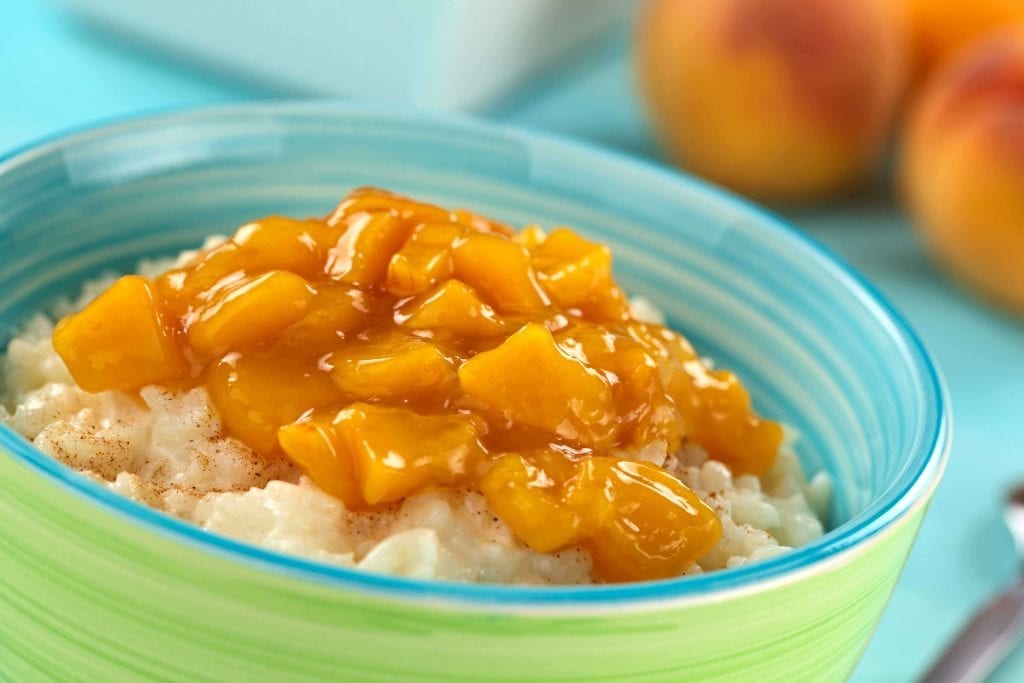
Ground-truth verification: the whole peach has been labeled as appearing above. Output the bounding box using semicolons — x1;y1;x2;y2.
636;0;907;202
901;31;1024;312
905;0;1024;84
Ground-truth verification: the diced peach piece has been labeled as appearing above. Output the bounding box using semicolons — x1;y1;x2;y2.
582;284;631;322
399;280;505;337
385;222;464;296
326;212;411;287
406;222;465;248
156;217;332;317
669;365;784;476
452;234;549;313
626;321;699;366
560;325;683;455
530;227;597;266
626;373;684;456
478;453;587;553
155;243;242;319
205;352;342;455
283;403;483;507
327;334;457;402
567;458;722;583
532;228;617;310
187;270;314;357
452;208;515;237
327;188;453;227
343;404;483;505
458;323;615;447
228;216;334;279
278;416;364;508
278;283;376;355
52;275;187;392
513;225;547;250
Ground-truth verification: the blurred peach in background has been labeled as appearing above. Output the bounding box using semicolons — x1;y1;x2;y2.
635;0;1024;313
902;30;1024;313
904;0;1024;84
637;0;906;204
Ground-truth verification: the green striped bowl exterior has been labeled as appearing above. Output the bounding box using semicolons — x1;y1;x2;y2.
0;104;949;681
0;449;934;682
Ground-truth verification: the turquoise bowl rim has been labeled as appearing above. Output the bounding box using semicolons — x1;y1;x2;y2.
0;101;951;608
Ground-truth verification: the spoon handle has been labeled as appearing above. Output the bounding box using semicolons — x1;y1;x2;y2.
920;576;1024;683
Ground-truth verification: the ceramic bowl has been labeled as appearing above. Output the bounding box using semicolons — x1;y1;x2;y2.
0;103;950;682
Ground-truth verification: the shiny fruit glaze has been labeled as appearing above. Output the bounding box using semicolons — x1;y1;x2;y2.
52;187;784;582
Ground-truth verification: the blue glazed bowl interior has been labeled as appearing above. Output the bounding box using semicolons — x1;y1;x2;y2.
0;103;948;604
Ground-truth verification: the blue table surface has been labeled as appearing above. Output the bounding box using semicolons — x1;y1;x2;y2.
4;2;1024;681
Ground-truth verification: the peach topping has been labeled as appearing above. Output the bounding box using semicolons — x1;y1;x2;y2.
52;187;784;582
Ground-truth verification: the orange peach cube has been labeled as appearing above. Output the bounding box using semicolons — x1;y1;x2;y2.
568;458;722;583
669;366;783;476
52;275;187;392
278;416;365;509
227;216;334;279
187;270;315;357
452;234;549;313
385;222;464;296
398;280;505;338
156;216;331;317
327;334;457;402
205;352;342;455
478;453;587;553
326;212;411;287
458;323;615;447
278;283;376;354
531;228;616;309
327;188;454;227
342;403;483;505
282;403;483;507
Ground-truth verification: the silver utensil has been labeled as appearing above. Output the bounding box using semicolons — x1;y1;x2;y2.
920;485;1024;683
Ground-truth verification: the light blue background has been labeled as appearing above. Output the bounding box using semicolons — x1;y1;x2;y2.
2;2;1023;680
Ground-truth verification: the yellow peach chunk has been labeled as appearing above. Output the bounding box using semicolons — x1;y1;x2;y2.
559;325;683;455
385;222;464;296
227;216;333;279
567;458;722;583
452;234;549;313
327;188;454;227
278;283;376;355
513;225;547;250
530;228;596;267
452;208;515;237
52;275;187;392
326;212;411;287
286;403;483;507
278;416;364;509
205;352;342;455
398;280;505;337
156;217;332;318
478;453;587;553
458;323;615;447
344;404;483;505
327;334;457;402
669;365;783;476
531;228;616;309
187;270;315;357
